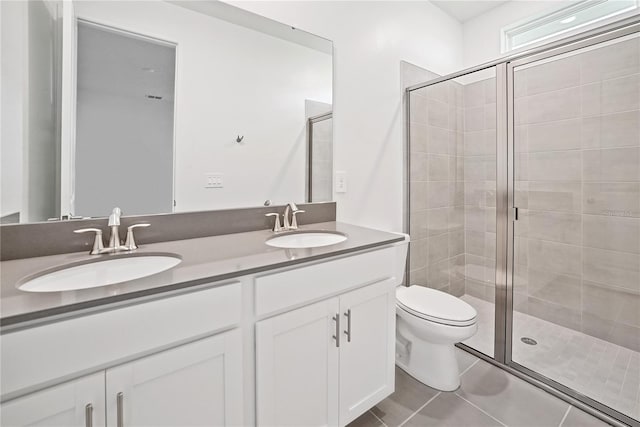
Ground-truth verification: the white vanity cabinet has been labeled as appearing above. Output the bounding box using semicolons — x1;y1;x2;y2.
105;330;243;427
0;373;106;427
1;282;244;427
1;332;243;427
256;297;341;426
338;280;395;424
256;275;397;427
1;236;408;427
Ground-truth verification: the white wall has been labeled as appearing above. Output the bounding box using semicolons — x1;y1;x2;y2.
25;0;61;223
73;0;332;213
0;0;25;219
462;1;578;68
1;0;60;223
229;1;464;231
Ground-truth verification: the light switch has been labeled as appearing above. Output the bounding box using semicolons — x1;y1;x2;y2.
335;171;347;193
205;173;224;188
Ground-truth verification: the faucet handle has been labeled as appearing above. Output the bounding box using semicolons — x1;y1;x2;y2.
290;210;306;230
74;228;105;255
124;223;150;251
265;213;282;232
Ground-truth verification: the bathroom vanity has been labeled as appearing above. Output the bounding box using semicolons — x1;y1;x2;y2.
0;1;408;425
0;222;408;426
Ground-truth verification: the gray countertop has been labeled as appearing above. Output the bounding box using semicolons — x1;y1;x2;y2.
0;222;405;328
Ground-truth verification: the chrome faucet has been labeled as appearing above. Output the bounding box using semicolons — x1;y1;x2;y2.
74;207;150;255
265;203;306;233
283;203;305;230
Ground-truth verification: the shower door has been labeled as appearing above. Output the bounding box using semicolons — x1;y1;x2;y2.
405;66;500;360
508;30;640;424
405;17;639;426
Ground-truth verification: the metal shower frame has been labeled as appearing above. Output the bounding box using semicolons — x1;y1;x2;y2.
306;112;333;203
404;15;640;427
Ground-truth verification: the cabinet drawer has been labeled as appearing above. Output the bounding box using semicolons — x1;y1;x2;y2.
255;247;395;316
1;282;241;399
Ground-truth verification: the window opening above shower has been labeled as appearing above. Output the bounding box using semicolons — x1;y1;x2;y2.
502;0;639;53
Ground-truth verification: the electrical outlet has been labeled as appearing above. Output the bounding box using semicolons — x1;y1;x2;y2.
335;171;347;193
205;173;224;188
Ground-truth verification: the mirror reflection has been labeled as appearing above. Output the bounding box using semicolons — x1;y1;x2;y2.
0;0;333;224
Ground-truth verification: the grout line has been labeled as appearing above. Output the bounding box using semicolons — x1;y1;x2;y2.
454;393;508;427
558;405;572;427
368;410;388;427
458;358;480;377
617;352;634;406
398;391;441;427
515;145;640;154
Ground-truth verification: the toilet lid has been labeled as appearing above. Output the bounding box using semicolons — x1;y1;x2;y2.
396;286;477;326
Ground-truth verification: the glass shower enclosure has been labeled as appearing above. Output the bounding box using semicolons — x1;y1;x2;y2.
405;16;639;426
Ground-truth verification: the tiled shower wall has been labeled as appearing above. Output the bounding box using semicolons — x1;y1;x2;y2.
404;62;466;297
306;100;333;203
309;116;333;202
513;36;640;352
404;61;497;302
461;76;497;304
404;34;639;353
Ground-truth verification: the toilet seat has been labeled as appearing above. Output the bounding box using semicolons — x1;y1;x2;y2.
396;286;477;327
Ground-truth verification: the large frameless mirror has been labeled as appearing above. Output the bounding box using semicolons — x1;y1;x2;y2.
0;0;333;224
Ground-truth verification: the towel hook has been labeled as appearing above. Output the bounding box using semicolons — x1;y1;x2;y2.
236;135;244;143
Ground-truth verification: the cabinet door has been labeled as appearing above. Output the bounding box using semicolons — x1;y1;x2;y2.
105;330;243;427
256;298;340;427
1;372;105;427
339;279;396;426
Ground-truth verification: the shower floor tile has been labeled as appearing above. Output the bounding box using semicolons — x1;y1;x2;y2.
461;294;640;422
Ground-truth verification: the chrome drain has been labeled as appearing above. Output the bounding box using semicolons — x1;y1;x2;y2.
521;337;538;345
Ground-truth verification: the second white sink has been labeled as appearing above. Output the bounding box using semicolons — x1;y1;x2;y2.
266;231;347;249
18;254;182;293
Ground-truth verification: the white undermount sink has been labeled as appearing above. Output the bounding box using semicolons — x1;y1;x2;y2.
265;231;347;249
17;254;182;293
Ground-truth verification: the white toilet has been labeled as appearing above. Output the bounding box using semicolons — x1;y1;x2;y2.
395;285;478;391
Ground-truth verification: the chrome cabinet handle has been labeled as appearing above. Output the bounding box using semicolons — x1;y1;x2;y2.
344;309;352;343
116;392;124;427
85;403;93;427
74;228;105;255
332;313;340;347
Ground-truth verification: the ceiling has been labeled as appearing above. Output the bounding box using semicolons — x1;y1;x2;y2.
431;1;511;23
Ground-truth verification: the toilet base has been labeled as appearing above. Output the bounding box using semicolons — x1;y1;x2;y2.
396;337;461;391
